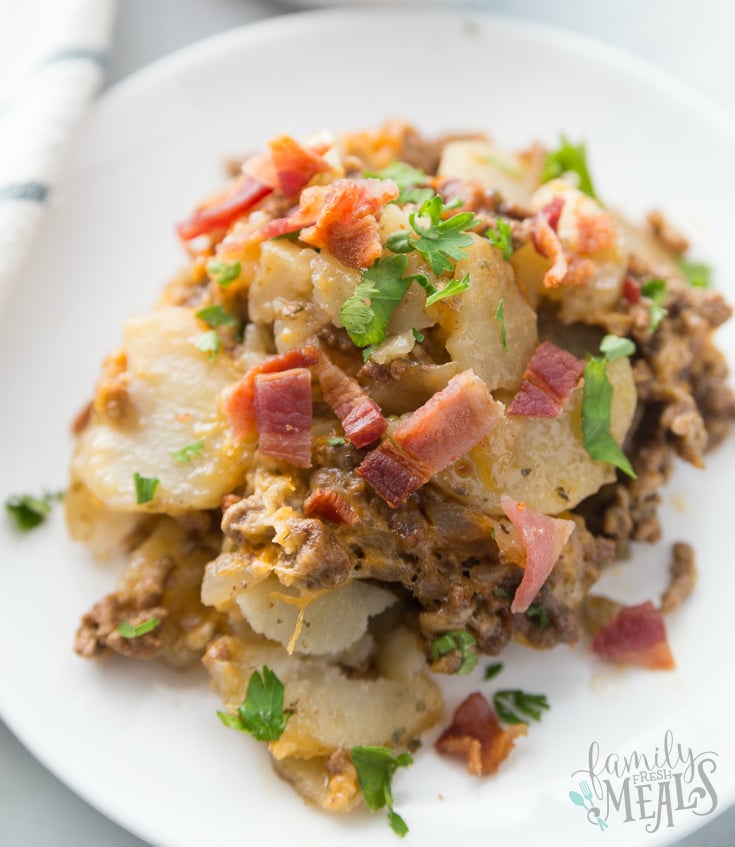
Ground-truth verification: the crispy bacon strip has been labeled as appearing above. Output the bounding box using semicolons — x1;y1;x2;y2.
253;368;313;468
507;341;584;418
176;176;272;241
576;208;616;254
315;351;386;448
304;488;358;526
357;371;501;506
224;346;319;443
244;135;331;199
435;692;527;776
500;495;575;614
300;178;399;269
541;197;564;232
592;601;675;670
531;208;568;287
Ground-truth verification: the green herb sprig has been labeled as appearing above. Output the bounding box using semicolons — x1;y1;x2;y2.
5;490;63;531
486;219;513;261
133;473;159;504
207;259;241;288
217;665;291;742
350;745;414;837
541;135;598;199
493;689;550;725
430;630;478;675
117;617;160;638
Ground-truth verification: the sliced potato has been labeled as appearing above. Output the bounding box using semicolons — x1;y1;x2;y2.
65;473;141;559
433;356;637;515
72;306;248;513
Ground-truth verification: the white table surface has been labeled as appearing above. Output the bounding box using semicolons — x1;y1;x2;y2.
1;1;734;845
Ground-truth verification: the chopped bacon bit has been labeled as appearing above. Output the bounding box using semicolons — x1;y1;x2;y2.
253;368;313;468
508;341;584;418
592;601;675;670
176;176;272;241
541;197;564;232
315;351;386;448
564;254;597;287
356;440;429;509
300;178;399;269
304;488;358;526
531;209;568;287
357;371;501;506
435;692;527;776
223;346;319;443
623;275;641;304
500;495;575;614
576;208;617;254
243;135;330;199
437;177;491;213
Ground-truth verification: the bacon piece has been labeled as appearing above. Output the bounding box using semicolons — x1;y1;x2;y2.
576;208;616;254
300;178;399;269
176;176;272;241
224;346;319;443
357;371;501;506
435;692;527;777
541;197;564;232
315;351;386;448
304;488;358;526
500;495;575;614
592;601;675;670
356;441;429;509
507;341;584;418
531;208;568;287
623;275;641;304
253;368;313;467
244;135;331;199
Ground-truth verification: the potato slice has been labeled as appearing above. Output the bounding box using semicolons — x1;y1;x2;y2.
236;575;397;655
433;356;637;515
72;306;248;513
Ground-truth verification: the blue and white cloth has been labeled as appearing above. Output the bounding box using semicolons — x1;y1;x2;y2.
0;0;115;303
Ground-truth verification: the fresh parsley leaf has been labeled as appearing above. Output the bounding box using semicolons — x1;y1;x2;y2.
170;438;205;463
196;329;221;359
581;357;636;478
526;605;550;629
493;586;509;599
326;435;346;446
133;473;159;504
117;617;160;638
599;334;636;362
641;278;668;332
541;135;598;199
4;491;62;531
679;258;712;289
217;666;290;742
350;745;413;838
386;194;482;276
411;328;425;343
339;255;412;348
495;299;508;352
195;304;237;328
493;689;550;725
484;662;504;681
430;630;478;675
207;259;241;288
486;218;513;261
412;271;471;307
364;162;433;206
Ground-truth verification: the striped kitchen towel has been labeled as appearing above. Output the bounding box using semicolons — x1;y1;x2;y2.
0;0;116;304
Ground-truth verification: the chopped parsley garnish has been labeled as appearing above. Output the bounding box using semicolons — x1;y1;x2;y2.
217;665;291;742
133;473;159;504
493;689;550;725
599;334;636;361
339;255;412;348
541;135;598;199
117;617;160;638
195;304;237;328
484;662;504;681
581;338;636;479
350;745;414;837
679;258;712;289
411;271;471;307
526;605;550;629
196;329;221;360
495;298;508;352
207;259;241;288
5;491;63;531
385;194;482;276
364;161;433;206
493;586;510;599
641;278;668;332
411;328;425;343
430;630;478;675
326;435;346;446
170;438;205;463
486;218;513;261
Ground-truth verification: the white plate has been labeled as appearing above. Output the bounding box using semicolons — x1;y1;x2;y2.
1;9;734;847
